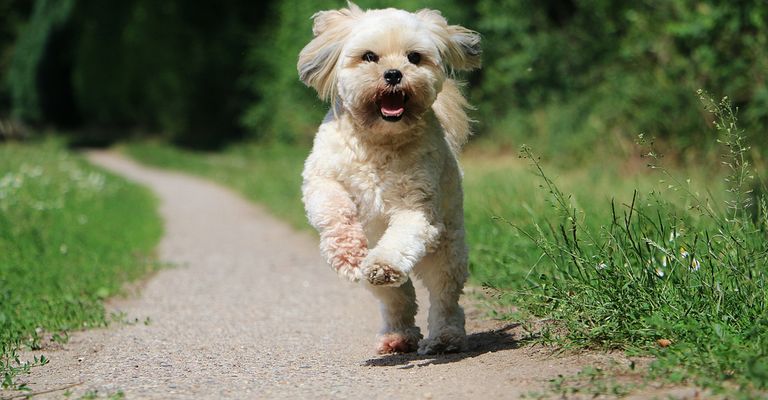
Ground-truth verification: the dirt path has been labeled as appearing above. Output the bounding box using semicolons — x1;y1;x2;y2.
13;152;648;399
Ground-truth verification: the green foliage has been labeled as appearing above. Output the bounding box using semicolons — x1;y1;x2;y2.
5;0;265;147
0;0;32;114
239;0;336;144
472;0;768;158
6;0;75;122
3;0;766;155
69;0;265;147
0;139;162;387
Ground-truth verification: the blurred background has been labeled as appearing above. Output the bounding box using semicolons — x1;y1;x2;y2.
1;0;766;159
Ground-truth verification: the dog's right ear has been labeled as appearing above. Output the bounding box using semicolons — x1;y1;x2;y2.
297;3;362;101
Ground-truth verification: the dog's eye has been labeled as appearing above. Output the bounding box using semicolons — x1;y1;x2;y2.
362;51;379;63
407;52;421;65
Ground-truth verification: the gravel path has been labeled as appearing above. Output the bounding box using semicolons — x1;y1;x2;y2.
12;151;642;399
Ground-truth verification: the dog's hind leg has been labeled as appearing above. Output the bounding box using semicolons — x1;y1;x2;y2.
415;244;468;355
367;280;422;354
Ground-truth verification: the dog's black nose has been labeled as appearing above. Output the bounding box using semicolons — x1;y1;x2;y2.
383;69;402;85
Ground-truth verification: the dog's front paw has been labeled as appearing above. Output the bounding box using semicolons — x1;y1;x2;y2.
364;263;408;286
362;247;410;286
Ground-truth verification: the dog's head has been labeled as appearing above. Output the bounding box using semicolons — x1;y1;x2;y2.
298;2;480;133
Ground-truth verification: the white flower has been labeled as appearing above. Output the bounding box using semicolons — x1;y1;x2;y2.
655;268;665;278
680;247;689;258
661;255;668;267
596;262;607;270
690;258;701;271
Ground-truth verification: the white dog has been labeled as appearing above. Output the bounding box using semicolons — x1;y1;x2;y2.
297;2;480;355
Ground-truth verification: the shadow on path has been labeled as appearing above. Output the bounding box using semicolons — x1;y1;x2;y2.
364;323;529;368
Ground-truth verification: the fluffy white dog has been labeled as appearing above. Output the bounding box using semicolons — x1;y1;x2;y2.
297;2;480;355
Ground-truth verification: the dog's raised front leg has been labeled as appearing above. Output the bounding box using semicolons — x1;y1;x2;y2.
362;210;440;287
303;178;367;282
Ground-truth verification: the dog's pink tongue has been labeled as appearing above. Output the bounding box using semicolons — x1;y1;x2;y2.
380;92;405;117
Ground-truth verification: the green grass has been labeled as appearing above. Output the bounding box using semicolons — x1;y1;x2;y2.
123;96;765;397
488;96;767;396
0;138;162;390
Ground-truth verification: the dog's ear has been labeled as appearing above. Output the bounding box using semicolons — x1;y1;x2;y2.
297;3;362;101
416;9;481;72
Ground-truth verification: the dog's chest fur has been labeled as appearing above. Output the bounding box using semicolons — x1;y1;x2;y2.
340;138;440;224
315;117;444;217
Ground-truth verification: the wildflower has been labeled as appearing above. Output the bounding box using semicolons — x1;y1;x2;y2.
655;268;665;278
596;262;607;270
690;258;701;271
680;247;689;258
661;255;668;267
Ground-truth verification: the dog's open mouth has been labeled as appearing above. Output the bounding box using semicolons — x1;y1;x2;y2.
378;91;408;122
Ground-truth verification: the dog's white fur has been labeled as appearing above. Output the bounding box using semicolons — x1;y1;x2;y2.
297;2;480;355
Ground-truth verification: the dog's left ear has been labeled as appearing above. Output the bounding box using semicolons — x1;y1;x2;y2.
417;9;481;72
297;3;363;101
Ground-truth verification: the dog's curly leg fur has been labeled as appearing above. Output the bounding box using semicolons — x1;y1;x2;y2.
303;178;368;281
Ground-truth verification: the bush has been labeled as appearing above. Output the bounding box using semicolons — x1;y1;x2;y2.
6;0;267;148
5;0;76;124
472;0;768;158
0;1;32;117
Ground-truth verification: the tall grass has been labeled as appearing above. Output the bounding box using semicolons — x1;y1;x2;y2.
501;94;767;393
0;139;162;390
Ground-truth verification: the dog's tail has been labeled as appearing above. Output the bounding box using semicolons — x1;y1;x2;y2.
432;79;474;156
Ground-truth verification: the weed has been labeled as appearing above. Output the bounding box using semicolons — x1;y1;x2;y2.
504;94;767;395
0;347;47;391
